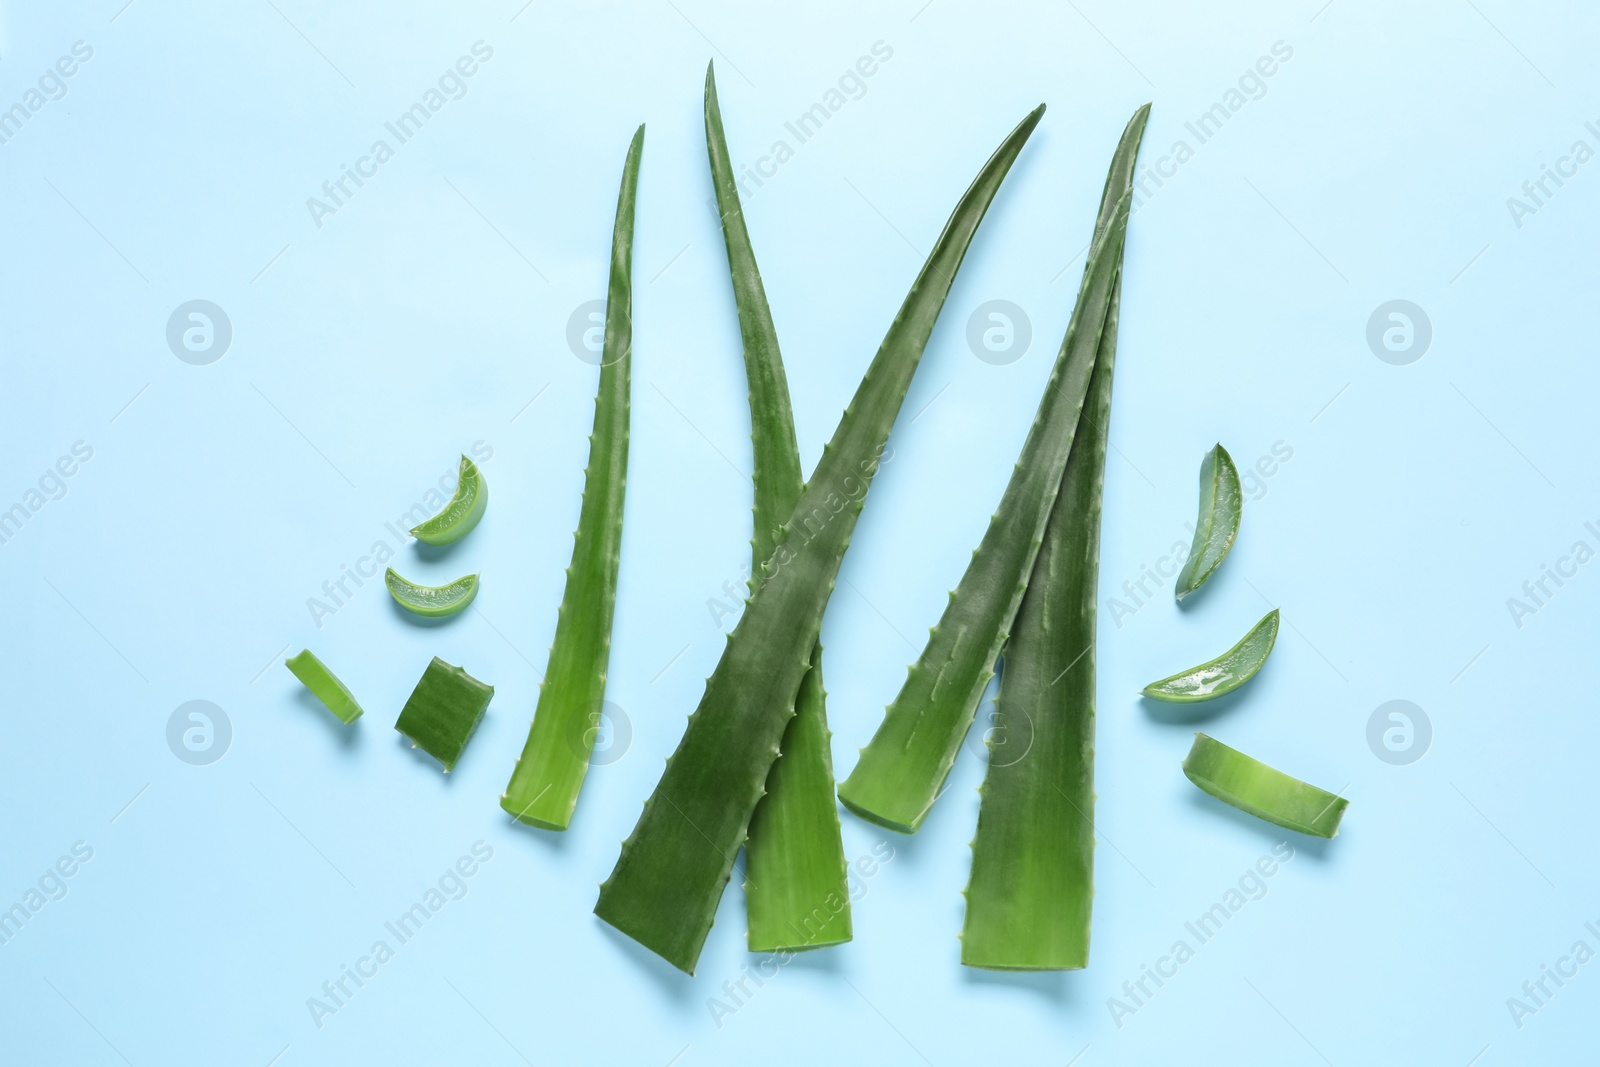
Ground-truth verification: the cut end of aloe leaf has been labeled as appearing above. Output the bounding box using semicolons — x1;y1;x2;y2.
1183;732;1348;838
409;455;487;545
499;789;576;832
836;790;925;836
385;568;479;617
394;657;494;773
1142;608;1278;703
1174;443;1241;601
284;649;363;724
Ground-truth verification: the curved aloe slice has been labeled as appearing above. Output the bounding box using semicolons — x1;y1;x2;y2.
705;64;850;952
838;145;1136;836
1183;732;1348;837
284;649;364;724
1174;444;1240;600
395;656;495;773
410;455;488;545
961;104;1148;971
595;105;1044;974
1142;609;1279;702
385;568;479;617
501;126;642;831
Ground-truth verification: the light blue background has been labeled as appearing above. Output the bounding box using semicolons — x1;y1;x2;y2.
1;0;1595;1063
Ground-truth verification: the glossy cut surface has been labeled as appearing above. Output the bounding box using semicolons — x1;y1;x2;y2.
1142;609;1279;702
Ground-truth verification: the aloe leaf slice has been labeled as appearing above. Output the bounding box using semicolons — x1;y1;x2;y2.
384;568;480;617
960;104;1147;971
409;454;488;545
1183;732;1348;837
594;105;1044;974
501;126;642;831
1174;443;1241;600
1142;608;1279;703
284;649;364;724
837;128;1140;837
704;64;851;953
394;656;495;773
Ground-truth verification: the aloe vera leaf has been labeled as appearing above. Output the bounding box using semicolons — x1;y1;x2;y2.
1142;608;1279;703
500;126;642;830
1174;444;1241;600
410;454;488;546
704;64;851;952
285;649;364;724
961;107;1147;970
395;657;495;773
1183;732;1348;837
837;132;1142;837
594;106;1044;974
384;568;480;618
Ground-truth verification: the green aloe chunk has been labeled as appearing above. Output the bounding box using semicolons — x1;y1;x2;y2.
1183;732;1348;838
961;105;1147;971
837;133;1137;837
395;656;495;773
595;105;1044;974
1174;443;1240;600
704;64;851;953
284;649;364;724
410;454;488;545
1142;608;1279;703
501;126;642;831
385;568;479;617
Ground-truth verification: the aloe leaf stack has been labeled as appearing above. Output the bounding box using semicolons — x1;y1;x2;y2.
837;111;1146;836
501;126;643;830
960;106;1147;969
704;65;852;953
594;105;1045;974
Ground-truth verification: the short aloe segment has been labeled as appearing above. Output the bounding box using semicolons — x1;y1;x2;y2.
838;128;1141;836
501;126;642;831
285;649;363;724
962;105;1147;971
385;568;479;617
1183;732;1348;837
595;105;1044;974
705;64;851;952
410;455;487;545
395;657;495;773
1142;608;1278;702
1174;444;1240;600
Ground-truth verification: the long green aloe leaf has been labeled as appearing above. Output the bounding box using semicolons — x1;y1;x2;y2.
595;105;1044;974
704;64;851;953
837;114;1144;835
961;105;1148;970
501;125;642;830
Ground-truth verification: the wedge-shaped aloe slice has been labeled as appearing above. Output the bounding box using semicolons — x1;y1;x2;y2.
410;455;488;545
395;657;494;773
501;126;642;831
1142;608;1278;702
838;150;1135;836
594;105;1044;974
1174;443;1240;600
961;105;1147;971
704;64;851;952
385;568;479;617
1183;732;1348;837
285;649;364;724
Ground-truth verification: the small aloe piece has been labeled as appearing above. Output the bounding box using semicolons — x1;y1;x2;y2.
501;125;642;830
285;649;363;724
1183;732;1349;837
595;105;1045;974
1142;608;1279;702
385;568;480;617
410;455;488;545
395;657;495;773
704;64;851;953
837;127;1140;836
961;105;1147;971
1174;444;1241;600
